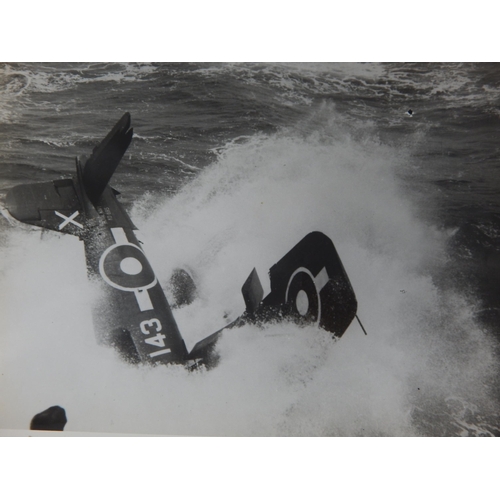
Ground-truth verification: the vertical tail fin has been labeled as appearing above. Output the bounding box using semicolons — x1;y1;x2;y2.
82;112;133;204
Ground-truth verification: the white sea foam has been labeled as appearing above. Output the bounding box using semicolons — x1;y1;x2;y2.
0;120;497;435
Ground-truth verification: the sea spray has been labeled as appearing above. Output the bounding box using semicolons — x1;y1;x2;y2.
133;126;499;435
1;124;497;435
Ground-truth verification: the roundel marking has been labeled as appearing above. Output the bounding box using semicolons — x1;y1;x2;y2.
99;242;157;292
285;267;321;325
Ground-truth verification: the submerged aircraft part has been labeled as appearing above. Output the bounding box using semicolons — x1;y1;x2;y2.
4;113;359;368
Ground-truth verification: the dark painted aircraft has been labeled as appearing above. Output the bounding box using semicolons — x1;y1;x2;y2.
3;113;361;369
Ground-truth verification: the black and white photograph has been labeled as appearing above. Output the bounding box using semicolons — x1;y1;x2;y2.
1;62;499;438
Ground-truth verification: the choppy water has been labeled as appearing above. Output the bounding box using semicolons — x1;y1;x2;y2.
0;62;499;435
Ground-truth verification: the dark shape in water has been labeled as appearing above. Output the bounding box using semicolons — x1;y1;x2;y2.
30;406;67;431
169;268;197;308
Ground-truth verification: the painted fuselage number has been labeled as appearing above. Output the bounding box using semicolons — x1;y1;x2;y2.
139;318;171;358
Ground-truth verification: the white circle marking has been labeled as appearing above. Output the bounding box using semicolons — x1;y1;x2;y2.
99;242;157;292
120;257;143;275
285;267;321;325
296;289;309;316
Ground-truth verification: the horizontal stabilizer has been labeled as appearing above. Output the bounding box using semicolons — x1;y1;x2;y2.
4;179;84;235
82;112;133;204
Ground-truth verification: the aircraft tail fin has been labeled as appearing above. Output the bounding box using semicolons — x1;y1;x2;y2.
4;113;133;234
82;112;133;204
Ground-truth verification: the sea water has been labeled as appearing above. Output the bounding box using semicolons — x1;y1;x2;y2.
0;62;498;435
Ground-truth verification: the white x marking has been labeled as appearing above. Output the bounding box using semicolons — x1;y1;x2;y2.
55;210;84;230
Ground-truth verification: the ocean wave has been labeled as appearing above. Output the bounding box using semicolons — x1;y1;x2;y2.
0;62;158;96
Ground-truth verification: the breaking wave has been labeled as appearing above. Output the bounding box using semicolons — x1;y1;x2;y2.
0;116;497;435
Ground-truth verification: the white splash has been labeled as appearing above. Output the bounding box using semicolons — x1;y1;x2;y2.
0;122;496;435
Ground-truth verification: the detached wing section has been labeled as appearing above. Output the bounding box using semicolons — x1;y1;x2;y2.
260;231;357;335
189;232;358;367
5;178;85;236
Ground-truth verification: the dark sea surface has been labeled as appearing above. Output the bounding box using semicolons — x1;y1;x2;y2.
0;62;499;436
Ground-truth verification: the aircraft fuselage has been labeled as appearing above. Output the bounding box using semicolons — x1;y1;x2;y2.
3;113;359;369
